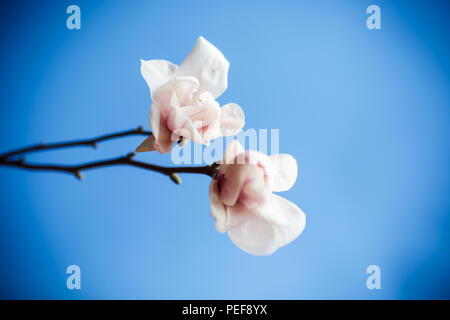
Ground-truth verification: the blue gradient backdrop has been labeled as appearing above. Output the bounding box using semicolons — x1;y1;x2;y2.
0;0;449;299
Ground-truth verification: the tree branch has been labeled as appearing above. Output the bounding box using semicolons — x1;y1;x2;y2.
0;126;220;183
0;152;219;184
0;126;152;160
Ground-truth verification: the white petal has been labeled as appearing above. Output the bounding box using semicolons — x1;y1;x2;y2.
227;194;306;256
177;36;230;99
169;91;180;108
222;140;244;164
209;180;228;233
149;103;161;140
140;59;177;97
220;103;245;136
269;154;298;192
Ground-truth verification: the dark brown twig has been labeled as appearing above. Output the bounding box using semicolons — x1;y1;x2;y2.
0;152;219;183
0;126;220;184
0;126;151;160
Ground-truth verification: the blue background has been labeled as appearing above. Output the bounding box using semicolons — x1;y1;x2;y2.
0;0;449;299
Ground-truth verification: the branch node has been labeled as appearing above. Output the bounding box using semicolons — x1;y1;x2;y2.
169;173;182;185
210;161;220;170
137;126;143;132
91;141;97;149
74;171;83;180
126;152;135;159
209;161;220;179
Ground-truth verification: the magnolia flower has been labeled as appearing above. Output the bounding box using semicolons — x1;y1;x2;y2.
209;141;306;255
136;36;245;153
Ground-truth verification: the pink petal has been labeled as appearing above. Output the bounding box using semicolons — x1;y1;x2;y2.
239;170;269;209
219;165;265;207
177;36;229;99
241;151;276;188
154;127;173;153
153;76;199;107
227;194;306;256
136;104;173;153
166;104;203;144
182;93;220;127
201;117;221;144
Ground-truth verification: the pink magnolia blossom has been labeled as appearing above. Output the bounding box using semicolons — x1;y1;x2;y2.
136;36;245;153
209;140;306;255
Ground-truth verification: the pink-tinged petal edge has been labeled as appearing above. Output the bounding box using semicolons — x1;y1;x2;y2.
166;104;204;145
219;164;267;208
135;104;174;154
152;76;199;107
227;193;306;256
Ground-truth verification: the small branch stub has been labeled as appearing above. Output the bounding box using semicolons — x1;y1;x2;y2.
169;173;182;184
74;171;83;180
